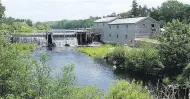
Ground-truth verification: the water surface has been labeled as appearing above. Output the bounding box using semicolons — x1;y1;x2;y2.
34;47;157;91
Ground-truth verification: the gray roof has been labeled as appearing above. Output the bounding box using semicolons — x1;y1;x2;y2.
108;17;148;25
94;17;117;23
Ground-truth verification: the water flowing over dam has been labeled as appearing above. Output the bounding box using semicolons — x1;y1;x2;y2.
11;29;93;47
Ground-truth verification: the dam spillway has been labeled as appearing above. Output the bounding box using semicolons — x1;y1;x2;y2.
11;29;93;47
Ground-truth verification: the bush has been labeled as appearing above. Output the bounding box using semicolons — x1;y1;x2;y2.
105;80;153;99
106;46;127;67
106;44;163;75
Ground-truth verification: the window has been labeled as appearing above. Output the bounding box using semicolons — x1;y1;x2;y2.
117;35;119;38
103;23;104;26
143;24;145;28
109;25;111;29
126;25;128;29
151;24;155;28
125;35;128;39
97;23;98;26
117;25;119;28
109;34;111;37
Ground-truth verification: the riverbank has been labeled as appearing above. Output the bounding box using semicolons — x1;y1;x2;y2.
77;44;117;58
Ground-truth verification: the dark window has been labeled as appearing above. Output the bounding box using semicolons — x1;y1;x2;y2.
117;35;119;38
125;35;128;39
126;25;128;29
109;25;111;29
109;34;111;37
117;25;119;28
143;24;145;28
151;24;155;27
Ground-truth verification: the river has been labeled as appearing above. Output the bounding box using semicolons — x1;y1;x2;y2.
33;47;158;92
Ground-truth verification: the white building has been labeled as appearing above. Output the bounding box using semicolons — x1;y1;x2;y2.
93;17;161;45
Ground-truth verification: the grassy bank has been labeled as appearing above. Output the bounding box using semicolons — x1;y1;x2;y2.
12;43;36;54
77;44;117;58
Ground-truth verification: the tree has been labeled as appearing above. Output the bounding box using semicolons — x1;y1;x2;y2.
119;11;132;18
26;19;33;27
0;1;5;20
139;5;151;17
107;12;117;17
159;20;190;77
150;0;190;24
131;0;139;17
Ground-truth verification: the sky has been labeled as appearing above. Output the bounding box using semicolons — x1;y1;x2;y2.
2;0;190;22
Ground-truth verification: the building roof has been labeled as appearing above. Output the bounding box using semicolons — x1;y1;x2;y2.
94;17;117;23
108;17;148;25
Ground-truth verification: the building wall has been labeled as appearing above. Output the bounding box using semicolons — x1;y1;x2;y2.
136;17;161;38
105;24;136;45
93;17;161;45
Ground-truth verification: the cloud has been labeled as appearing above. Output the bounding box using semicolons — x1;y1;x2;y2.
1;0;190;22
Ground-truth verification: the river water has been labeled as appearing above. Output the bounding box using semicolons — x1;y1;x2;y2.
33;47;158;92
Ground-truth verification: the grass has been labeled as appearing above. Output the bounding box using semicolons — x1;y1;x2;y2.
77;44;117;58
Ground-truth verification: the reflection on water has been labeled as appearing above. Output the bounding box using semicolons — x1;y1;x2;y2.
33;47;159;92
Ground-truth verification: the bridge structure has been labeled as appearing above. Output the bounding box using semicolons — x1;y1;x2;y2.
11;29;93;47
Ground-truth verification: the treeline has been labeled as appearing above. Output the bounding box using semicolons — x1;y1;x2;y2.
44;18;98;29
0;17;51;34
43;0;190;29
0;2;50;34
118;0;190;26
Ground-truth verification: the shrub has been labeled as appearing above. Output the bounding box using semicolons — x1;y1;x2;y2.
159;20;190;77
106;46;127;67
106;44;163;75
105;80;153;99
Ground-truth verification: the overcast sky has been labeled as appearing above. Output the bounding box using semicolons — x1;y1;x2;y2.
2;0;190;22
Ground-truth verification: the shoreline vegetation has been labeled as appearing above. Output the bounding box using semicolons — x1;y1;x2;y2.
0;37;153;99
77;44;118;58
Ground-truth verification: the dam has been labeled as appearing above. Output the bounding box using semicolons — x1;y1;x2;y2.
10;29;94;47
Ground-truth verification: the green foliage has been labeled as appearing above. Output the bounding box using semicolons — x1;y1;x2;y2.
183;64;190;78
12;43;36;54
150;0;190;24
77;44;116;58
0;1;5;19
106;46;127;67
48;18;97;29
0;24;13;34
118;0;150;18
105;80;153;99
131;0;139;17
35;22;50;31
106;44;163;75
159;20;190;77
163;77;169;85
